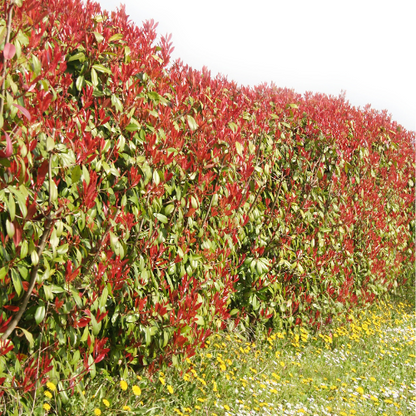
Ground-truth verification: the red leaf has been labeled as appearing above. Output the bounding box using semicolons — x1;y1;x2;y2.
3;43;15;60
73;317;90;328
3;305;19;312
4;132;12;158
12;221;22;247
94;353;106;364
36;160;49;188
12;104;31;121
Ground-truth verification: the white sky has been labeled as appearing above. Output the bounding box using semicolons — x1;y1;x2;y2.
96;0;415;132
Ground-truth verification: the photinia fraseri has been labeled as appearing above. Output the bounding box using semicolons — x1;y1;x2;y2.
0;0;413;404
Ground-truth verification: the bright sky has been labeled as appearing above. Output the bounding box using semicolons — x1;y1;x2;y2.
96;0;415;132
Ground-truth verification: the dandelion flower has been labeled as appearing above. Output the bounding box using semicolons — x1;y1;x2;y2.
44;391;52;399
167;385;174;394
122;405;131;411
224;404;230;411
356;386;364;394
120;380;128;390
159;377;166;386
132;385;141;396
43;403;51;411
94;409;102;416
46;382;56;392
103;399;110;407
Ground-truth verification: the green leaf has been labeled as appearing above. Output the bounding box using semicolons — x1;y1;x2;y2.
91;67;98;87
11;268;22;296
76;75;85;91
228;122;238;133
235;141;243;156
0;266;8;282
82;165;90;185
68;52;86;62
125;123;140;132
71;165;81;184
7;192;15;221
43;285;53;301
187;115;198;131
154;213;168;224
111;94;123;112
20;328;34;348
147;91;160;103
35;305;46;324
108;33;123;42
92;64;112;75
153;169;160;186
99;286;108;308
93;31;104;43
31;55;41;76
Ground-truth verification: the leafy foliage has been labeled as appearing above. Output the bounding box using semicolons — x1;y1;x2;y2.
0;0;414;409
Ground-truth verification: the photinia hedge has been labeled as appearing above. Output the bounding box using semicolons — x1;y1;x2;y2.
0;0;414;408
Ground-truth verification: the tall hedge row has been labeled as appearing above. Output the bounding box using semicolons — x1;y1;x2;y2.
0;0;414;404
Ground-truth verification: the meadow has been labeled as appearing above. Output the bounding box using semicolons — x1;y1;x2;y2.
9;290;414;416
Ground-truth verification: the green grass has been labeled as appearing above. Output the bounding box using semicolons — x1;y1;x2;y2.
4;293;415;416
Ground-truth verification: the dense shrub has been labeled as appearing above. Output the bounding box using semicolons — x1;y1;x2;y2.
0;0;414;406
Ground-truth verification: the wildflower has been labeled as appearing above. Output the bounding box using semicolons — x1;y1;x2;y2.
356;386;364;394
43;403;51;411
224;404;230;411
213;381;218;392
94;409;102;416
120;380;128;390
103;399;110;407
167;385;174;394
159;377;166;386
122;405;131;411
46;382;56;392
132;385;141;396
44;391;52;399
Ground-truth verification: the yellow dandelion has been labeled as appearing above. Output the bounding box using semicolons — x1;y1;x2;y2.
370;377;376;382
132;385;141;396
120;380;128;390
213;381;218;392
44;391;52;399
122;405;131;411
43;403;51;411
94;409;102;416
159;377;166;386
46;382;56;392
356;386;364;394
103;399;110;407
167;385;174;394
224;404;230;411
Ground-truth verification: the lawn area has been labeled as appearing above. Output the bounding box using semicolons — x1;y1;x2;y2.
14;292;414;416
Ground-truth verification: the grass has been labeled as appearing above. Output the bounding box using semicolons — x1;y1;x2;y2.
4;293;415;416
